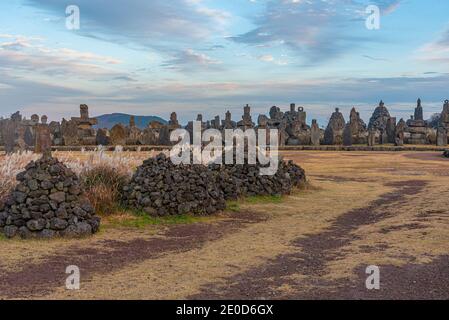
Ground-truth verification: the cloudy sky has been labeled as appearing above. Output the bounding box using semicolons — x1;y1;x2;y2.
1;0;449;125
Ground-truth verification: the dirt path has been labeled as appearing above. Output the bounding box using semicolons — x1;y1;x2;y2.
189;180;444;299
0;212;267;299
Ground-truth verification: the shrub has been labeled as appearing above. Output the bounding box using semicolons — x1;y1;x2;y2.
80;164;130;215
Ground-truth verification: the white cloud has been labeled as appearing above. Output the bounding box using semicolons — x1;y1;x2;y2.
416;28;449;65
231;0;402;63
161;49;222;72
25;0;230;45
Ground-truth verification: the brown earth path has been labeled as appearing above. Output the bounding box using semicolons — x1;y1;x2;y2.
0;212;267;299
190;180;449;299
0;151;448;299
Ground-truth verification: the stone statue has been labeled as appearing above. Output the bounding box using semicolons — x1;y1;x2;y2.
414;98;424;121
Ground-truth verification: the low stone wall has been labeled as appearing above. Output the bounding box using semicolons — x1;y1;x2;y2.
122;153;306;216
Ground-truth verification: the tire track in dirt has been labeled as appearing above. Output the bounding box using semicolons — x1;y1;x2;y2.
190;180;431;299
0;212;267;299
311;255;449;300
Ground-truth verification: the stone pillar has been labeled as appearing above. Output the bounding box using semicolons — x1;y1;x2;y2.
298;107;307;128
35;118;52;157
343;124;352;146
129;115;136;128
437;127;448;146
311;119;320;146
386;117;396;144
367;129;376;146
395;119;406;146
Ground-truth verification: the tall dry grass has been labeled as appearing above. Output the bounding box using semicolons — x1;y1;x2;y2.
56;147;139;214
0;151;39;202
0;147;169;213
57;147;169;214
56;146;138;178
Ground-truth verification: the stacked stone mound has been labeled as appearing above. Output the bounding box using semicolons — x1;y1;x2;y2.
211;160;306;200
123;154;227;216
0;156;100;239
444;150;449;158
123;153;306;216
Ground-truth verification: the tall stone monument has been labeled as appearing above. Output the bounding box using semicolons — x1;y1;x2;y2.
324;108;346;145
69;104;98;145
237;104;255;129
348;107;367;144
437;126;447;146
406;99;427;145
310;119;321;146
35;116;52;157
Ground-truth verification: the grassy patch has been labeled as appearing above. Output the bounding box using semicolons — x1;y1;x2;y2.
245;194;283;204
225;201;241;213
103;209;208;229
225;194;285;212
0;233;6;241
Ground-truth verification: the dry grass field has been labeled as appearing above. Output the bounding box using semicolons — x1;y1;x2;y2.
1;150;448;300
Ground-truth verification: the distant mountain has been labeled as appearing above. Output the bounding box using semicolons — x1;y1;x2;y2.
95;113;167;130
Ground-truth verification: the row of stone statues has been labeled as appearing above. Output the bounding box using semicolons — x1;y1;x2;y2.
1;99;449;153
324;99;449;147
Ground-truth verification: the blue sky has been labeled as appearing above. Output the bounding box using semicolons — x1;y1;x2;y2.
0;0;449;125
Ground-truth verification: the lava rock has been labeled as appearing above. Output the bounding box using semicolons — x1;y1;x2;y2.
4;225;18;238
2;156;101;239
123;153;226;216
123;153;306;216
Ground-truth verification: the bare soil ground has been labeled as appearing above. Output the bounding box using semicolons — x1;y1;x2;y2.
1;151;449;300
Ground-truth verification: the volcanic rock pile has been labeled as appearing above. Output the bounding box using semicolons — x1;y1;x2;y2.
211;160;305;200
0;156;100;239
123;154;227;216
123;153;306;216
